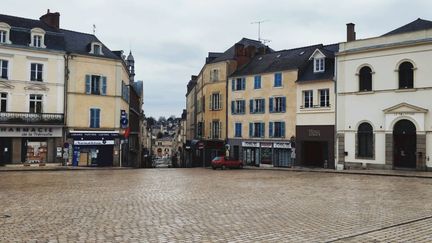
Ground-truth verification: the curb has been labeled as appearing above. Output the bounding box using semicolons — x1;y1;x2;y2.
0;167;135;172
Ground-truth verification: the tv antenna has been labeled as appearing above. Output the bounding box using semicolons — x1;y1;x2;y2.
251;20;271;44
93;24;96;35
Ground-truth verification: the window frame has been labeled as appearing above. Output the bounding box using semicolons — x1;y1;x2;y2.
234;123;242;138
274;73;282;87
359;66;373;92
0;59;8;79
398;61;414;89
254;75;261;89
357;122;374;159
303;90;313;108
314;58;325;73
30;63;43;82
89;108;101;128
0;92;7;112
319;89;330;107
29;94;43;113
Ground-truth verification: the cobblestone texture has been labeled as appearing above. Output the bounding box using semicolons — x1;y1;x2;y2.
1;168;432;242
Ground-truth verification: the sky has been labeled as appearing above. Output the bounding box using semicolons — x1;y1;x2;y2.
2;0;431;118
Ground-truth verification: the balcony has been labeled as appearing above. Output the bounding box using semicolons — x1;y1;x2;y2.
0;112;64;125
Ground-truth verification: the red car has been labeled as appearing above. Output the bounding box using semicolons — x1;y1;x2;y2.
211;156;243;170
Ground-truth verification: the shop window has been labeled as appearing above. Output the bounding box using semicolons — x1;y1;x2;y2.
0;92;7;112
359;66;372;91
85;75;107;95
357;122;374;158
29;94;43;113
398;61;414;89
0;59;8;79
30;63;43;81
26;140;48;163
90;108;101;128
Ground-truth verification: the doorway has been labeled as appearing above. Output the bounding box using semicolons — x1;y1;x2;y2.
0;138;12;165
302;141;328;167
393;119;416;168
244;148;259;166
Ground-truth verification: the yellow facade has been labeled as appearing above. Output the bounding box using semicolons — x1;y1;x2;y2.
66;55;129;130
228;70;298;140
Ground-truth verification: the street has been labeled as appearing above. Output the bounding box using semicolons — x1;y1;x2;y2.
1;168;432;242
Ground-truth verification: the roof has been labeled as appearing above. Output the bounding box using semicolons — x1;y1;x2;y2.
297;43;339;82
383;18;432;36
230;44;321;77
0;13;120;60
208;38;272;64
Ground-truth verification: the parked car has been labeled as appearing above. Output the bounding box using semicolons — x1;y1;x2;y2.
211;156;243;170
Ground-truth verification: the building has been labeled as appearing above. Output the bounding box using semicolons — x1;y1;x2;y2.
153;137;173;158
184;76;197;167
336;19;432;170
128;79;144;168
227;45;319;167
0;12;65;165
296;44;338;169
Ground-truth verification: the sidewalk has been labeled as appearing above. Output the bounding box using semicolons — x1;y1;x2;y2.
0;163;133;172
244;165;432;179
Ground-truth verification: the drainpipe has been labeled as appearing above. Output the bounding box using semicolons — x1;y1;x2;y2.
334;53;339;170
63;52;71;165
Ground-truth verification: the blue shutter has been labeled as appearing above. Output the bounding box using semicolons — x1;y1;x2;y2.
260;123;265;137
282;97;286;112
281;122;285;138
238;123;242;137
241;100;245;114
250;99;253;113
95;109;100;128
85;75;91;94
101;76;107;95
241;78;246;90
249;123;253;137
269;97;274;113
261;99;265;113
232;79;235;91
90;109;94;127
231;101;235;114
269;122;274;137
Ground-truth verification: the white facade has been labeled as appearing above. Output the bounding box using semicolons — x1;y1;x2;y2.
337;28;432;170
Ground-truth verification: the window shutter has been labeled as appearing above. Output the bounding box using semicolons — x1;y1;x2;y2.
282;97;286;112
262;99;265;113
250;99;253;113
249;123;253;137
231;101;235;114
232;79;235;91
85;75;91;94
260;123;265;137
90;109;94;127
269;97;274;113
219;94;223;109
209;122;212;138
240;100;245;114
281;122;286;138
269;122;274;138
242;78;246;90
219;122;222;139
101;76;107;95
210;95;213;110
95;109;100;128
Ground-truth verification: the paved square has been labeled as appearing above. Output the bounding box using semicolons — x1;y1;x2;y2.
1;168;432;242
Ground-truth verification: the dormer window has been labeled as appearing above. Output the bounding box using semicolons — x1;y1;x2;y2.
90;42;104;55
0;22;12;44
314;58;325;73
30;28;46;48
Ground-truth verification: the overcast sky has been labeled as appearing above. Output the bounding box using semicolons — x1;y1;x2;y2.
2;0;431;118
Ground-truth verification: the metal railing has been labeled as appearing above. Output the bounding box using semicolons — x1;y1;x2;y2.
0;112;64;124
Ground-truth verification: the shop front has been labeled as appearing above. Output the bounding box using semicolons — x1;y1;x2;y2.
296;125;335;169
0;126;64;164
68;131;120;167
190;139;225;167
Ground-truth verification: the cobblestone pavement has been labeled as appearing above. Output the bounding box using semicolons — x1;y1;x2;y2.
1;168;432;242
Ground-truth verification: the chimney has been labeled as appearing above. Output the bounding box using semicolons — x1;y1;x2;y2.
346;23;356;42
40;9;60;29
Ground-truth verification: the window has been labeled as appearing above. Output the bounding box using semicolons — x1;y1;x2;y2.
357;123;373;158
0;30;6;43
94;44;101;55
359;66;372;91
269;122;285;138
30;63;43;81
210;69;219;82
303;90;313;108
274;73;282;87
33;35;42;48
210;93;222;110
211;120;221;139
0;59;8;79
122;81;129;102
319;89;330;107
269;96;286;113
232;78;246;91
234;123;242;137
197;122;203;137
231;100;245;114
250;98;265;114
29;94;43;113
85;75;107;95
249;122;265;138
314;58;325;72
0;93;7;112
254;75;261;89
90;108;101;128
398;62;414;89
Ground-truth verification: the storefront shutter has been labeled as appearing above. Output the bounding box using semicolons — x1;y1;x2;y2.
269;97;274;113
85;75;91;94
101;76;107;95
269;122;274;137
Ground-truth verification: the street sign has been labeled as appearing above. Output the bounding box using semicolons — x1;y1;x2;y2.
197;142;204;150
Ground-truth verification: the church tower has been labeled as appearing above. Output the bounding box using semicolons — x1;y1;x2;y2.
127;51;135;82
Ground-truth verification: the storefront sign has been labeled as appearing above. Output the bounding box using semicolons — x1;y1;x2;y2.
68;131;119;140
73;140;115;145
308;129;321;137
260;143;273;148
0;127;62;137
242;141;260;148
273;142;291;149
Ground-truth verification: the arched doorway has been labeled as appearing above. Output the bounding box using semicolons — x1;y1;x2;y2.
393;119;416;168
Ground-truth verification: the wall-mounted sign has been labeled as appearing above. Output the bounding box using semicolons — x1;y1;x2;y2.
273;142;291;149
0;127;62;137
73;140;115;145
261;143;273;148
308;129;321;137
242;141;260;148
68;131;119;139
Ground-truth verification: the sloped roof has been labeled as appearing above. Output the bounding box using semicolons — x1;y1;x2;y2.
297;43;339;82
230;44;321;77
209;38;272;64
383;18;432;36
